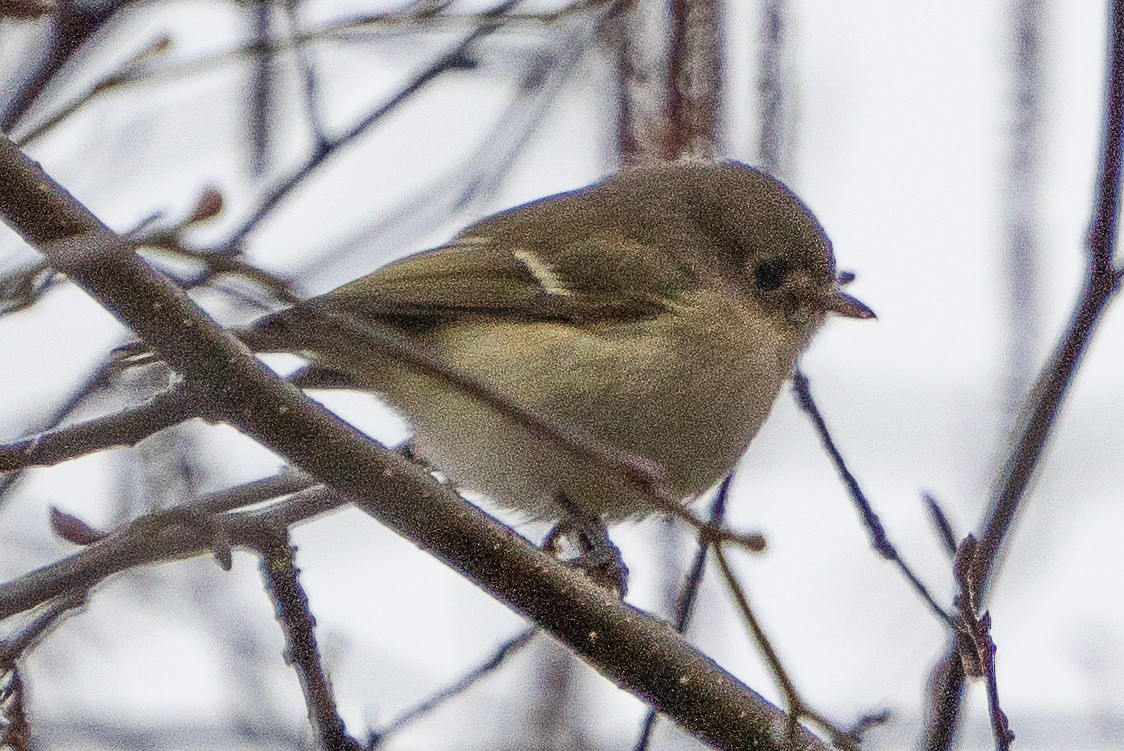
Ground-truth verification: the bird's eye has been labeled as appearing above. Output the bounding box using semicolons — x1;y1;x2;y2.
754;258;790;292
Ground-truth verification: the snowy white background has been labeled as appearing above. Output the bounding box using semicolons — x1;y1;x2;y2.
1;1;1121;748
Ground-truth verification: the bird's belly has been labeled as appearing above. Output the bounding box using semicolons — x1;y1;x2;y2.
370;294;798;520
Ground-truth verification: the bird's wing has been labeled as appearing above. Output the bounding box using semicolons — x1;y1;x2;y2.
292;233;684;329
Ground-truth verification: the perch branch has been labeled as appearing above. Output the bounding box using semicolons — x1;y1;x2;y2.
0;130;826;751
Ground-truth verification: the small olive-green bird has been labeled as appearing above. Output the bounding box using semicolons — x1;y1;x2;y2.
229;160;873;521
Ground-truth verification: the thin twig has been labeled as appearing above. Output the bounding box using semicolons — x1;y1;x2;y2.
0;660;31;751
0;191;294;318
0;473;325;621
0;592;86;661
341;0;605;30
0;259;61;316
0;364;113;506
633;474;731;751
136;230;301;305
12;35;172;147
0;592;86;751
248;0;275;175
793;369;951;623
282;0;329;148
925;3;1124;744
0;385;204;475
12;2;607;148
226;0;523;247
757;0;788;175
309;310;665;496
1002;0;1045;407
253;524;362;751
922;492;958;557
289;17;604;284
1;0;141;131
972;11;1124;595
369;627;538;745
951;537;1014;750
713;545;861;751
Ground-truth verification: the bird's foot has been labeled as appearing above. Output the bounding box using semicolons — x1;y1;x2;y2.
543;494;629;596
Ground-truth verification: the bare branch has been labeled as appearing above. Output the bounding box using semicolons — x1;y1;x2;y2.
925;3;1124;744
341;0;607;30
0;386;203;475
633;474;731;751
0;662;31;751
714;545;864;751
0;260;61;316
1001;0;1045;406
922;492;958;557
225;0;523;247
11;35;172;147
951;537;1014;750
666;0;722;159
136;232;300;306
253;524;363;751
0;364;113;507
0;592;86;751
0;0;140;131
12;3;607;147
293;14;606;285
974;8;1124;596
248;0;276;175
757;0;789;175
0;474;328;622
283;0;330;149
793;370;951;623
0;593;86;661
370;627;538;745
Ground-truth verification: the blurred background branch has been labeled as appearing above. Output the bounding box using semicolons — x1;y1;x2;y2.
925;1;1124;746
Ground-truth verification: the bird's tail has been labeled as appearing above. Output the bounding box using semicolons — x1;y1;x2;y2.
109;308;302;371
112;315;352;391
110;340;162;370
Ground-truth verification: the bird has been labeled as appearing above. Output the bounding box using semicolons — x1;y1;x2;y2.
227;159;874;526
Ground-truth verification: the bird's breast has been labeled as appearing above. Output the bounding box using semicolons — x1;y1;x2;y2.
369;289;800;518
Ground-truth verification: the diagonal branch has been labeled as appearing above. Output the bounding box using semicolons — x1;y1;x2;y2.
633;474;731;751
0;130;826;751
226;0;523;247
369;627;538;745
0;0;138;131
0;385;203;475
925;2;1124;746
714;545;864;751
0;364;113;505
0;473;327;621
793;370;951;623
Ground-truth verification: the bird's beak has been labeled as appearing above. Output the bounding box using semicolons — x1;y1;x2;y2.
824;288;876;319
